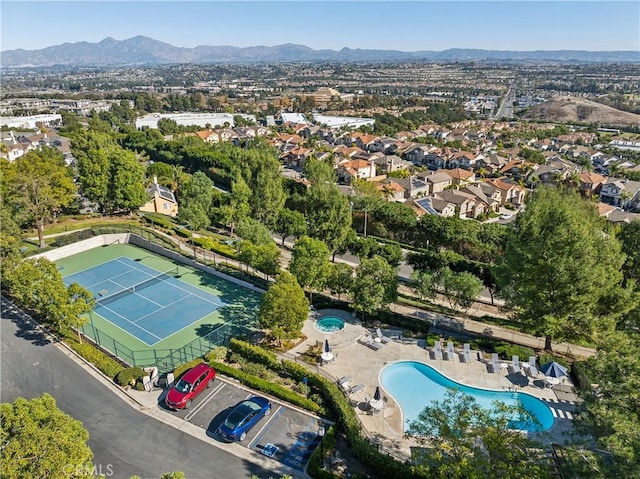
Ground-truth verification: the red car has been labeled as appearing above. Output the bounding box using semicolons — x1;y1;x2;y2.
165;363;215;410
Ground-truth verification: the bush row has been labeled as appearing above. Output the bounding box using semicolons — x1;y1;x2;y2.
63;334;125;380
191;236;238;259
210;361;321;414
228;338;279;370
115;367;147;387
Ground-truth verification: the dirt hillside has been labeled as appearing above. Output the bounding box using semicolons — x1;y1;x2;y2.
522;95;640;126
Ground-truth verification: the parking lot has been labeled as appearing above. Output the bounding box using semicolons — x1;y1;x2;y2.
159;377;327;472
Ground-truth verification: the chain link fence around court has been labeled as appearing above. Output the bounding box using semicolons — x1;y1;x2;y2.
80;318;235;373
54;224;261;373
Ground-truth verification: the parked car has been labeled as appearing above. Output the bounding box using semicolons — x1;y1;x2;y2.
218;396;272;442
165;363;215;410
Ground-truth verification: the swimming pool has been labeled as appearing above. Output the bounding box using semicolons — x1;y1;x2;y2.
380;361;555;432
315;316;345;333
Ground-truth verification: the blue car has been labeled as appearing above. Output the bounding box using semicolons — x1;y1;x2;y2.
218;396;272;442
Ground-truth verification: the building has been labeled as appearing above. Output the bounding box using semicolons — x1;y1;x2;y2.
139;178;178;217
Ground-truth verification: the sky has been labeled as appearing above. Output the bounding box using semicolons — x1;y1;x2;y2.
1;1;639;52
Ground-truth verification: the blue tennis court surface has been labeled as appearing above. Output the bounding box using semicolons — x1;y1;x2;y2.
64;257;228;345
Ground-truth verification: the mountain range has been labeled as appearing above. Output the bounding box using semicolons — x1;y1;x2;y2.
2;36;639;67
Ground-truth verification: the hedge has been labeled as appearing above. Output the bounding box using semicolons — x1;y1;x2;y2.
191;236;238;259
65;338;125;380
210;361;322;414
228;338;280;371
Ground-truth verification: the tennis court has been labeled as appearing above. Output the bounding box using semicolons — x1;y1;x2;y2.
56;243;262;359
64;257;228;345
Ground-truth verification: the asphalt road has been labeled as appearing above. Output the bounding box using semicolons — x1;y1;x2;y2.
0;297;272;479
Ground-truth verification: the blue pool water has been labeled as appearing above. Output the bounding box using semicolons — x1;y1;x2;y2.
380;361;555;432
315;316;345;333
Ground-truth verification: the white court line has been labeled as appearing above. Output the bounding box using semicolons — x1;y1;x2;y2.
96;303;163;342
185;382;226;421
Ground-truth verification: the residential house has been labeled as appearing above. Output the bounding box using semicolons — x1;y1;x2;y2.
393;175;430;199
377;179;407;202
337;159;376;183
447;168;476;187
578;171;607;198
420;171;453;194
371;154;413;174
460;184;500;215
404;144;435;165
433;190;477;219
484;178;526;206
529;158;579;185
283;146;312;168
599;178;640;211
195;130;220;143
476;153;510;175
139;178;178;217
410;197;456;217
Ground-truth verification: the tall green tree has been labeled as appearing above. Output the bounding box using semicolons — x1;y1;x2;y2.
259;271;309;344
326;262;354;300
289;236;331;300
218;172;251;235
494;187;631;350
6;148;76;247
303;158;336;185
177;171;213;230
406;389;550;479
439;267;484;312
106;149;147;213
305;184;352;254
274;208;307;246
351;255;398;316
1;394;94;479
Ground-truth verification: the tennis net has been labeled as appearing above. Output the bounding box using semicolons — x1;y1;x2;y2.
95;267;180;307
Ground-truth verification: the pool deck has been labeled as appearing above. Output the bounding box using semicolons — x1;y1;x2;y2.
286;308;579;461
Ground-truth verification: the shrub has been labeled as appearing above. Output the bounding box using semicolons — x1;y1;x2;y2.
494;342;535;361
134;381;146;391
191;236;238;258
65;340;125;380
174;226;192;238
173;358;205;380
115;367;146;387
229;339;280;371
241;361;278;381
205;346;228;362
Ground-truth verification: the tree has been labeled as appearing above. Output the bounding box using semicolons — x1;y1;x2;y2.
494;187;631;350
289;236;331;300
406;389;549;479
305;184;353;253
7;148;75;247
412;269;438;302
218;172;251;235
618;220;640;284
326;262;354;300
1;394;94;479
351;255;398;317
574;332;640;478
106;149;147;214
259;271;309;344
177;171;213;230
439;267;484;312
304;158;336;185
274;208;307;246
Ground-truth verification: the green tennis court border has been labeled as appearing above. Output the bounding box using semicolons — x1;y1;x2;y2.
55;242;262;369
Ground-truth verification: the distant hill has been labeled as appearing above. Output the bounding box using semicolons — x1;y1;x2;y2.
521;96;640;127
2;36;639;67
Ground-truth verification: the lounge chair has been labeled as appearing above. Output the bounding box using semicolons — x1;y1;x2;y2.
461;343;473;363
359;335;384;351
490;353;501;373
338;376;352;387
348;384;365;395
376;328;392;344
444;341;456;361
508;355;521;375
432;340;443;360
526;356;540;377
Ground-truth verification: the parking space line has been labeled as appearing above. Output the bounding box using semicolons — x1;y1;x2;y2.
184;382;226;421
248;405;284;450
281;418;318;471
